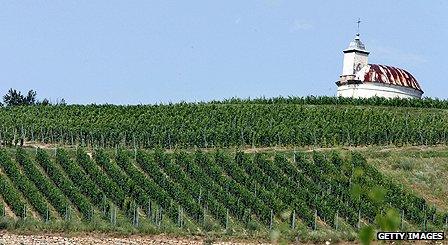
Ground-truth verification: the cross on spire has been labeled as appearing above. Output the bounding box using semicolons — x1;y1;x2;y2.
356;18;361;36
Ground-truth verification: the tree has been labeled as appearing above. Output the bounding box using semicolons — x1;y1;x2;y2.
40;98;50;106
24;90;37;105
3;89;38;106
57;98;66;105
3;89;24;106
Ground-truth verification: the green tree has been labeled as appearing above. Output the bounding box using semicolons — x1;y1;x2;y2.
3;88;38;106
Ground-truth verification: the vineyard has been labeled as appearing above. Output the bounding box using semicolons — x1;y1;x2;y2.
0;147;446;242
1;97;448;149
0;97;447;242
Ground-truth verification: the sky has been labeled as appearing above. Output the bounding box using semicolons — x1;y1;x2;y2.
0;1;446;105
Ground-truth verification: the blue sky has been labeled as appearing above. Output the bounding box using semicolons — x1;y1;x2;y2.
0;1;446;104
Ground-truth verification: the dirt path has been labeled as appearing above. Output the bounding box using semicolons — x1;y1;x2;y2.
0;232;440;244
0;232;271;245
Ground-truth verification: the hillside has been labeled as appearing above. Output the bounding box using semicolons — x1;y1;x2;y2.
2;97;448;149
0;145;446;243
0;97;447;243
364;145;448;211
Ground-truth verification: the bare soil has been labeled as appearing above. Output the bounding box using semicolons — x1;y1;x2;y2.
0;232;442;245
0;232;271;245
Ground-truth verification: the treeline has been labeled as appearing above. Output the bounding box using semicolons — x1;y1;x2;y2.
1;88;65;107
4;89;448;110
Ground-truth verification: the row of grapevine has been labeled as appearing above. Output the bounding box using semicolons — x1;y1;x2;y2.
75;149;126;208
193;151;271;224
304;152;363;226
0;147;445;233
0;150;49;218
0;173;26;217
16;148;70;217
137;150;203;222
175;152;246;222
36;149;92;219
154;150;227;226
217;151;285;213
2;100;448;149
115;150;179;221
94;150;152;216
245;153;315;227
216;96;448;109
55;149;104;208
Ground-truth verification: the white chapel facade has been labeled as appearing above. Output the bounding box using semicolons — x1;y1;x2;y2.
336;32;423;99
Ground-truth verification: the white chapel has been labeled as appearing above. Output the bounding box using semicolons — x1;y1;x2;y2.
336;30;423;99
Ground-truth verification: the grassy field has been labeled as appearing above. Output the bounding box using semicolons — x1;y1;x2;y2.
363;146;448;212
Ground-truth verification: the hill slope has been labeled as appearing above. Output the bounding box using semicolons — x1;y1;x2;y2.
1;97;448;242
1;97;448;149
0;146;446;242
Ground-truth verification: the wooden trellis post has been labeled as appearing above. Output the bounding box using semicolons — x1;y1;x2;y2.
225;209;229;231
22;205;27;219
202;205;206;226
152;206;158;224
147;200;151;220
110;203;116;226
158;207;163;227
335;210;339;230
133;204;139;227
45;206;50;223
293;148;296;163
102;195;107;215
178;205;182;227
291;210;296;229
65;205;70;221
357;209;361;230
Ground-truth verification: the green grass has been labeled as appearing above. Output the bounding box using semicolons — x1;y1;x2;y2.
365;147;448;212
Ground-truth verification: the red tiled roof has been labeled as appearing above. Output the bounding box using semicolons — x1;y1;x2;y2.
359;64;422;91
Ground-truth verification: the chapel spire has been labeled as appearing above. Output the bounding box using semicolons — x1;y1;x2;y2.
356;18;361;36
